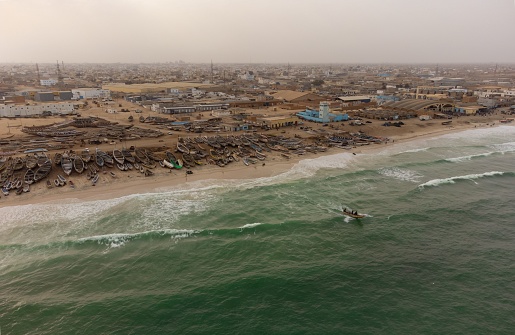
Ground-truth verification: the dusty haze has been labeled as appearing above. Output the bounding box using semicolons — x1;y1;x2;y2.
1;0;514;63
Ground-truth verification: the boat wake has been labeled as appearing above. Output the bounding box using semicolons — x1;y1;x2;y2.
418;171;509;189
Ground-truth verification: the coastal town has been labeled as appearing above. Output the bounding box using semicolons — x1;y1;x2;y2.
1;62;514;203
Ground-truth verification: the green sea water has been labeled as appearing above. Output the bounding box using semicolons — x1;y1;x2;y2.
1;126;514;334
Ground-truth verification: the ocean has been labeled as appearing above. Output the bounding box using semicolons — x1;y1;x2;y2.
1;126;514;334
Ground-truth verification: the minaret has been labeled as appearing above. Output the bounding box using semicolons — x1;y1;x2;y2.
56;60;64;87
319;101;330;123
210;59;214;83
36;63;41;85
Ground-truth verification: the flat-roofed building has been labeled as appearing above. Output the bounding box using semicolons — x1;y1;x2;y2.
72;88;111;100
0;102;75;117
258;116;299;129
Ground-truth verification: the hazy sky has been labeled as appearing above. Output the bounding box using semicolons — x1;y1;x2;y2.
1;0;514;64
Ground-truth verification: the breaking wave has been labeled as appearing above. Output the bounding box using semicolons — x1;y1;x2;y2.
418;171;509;189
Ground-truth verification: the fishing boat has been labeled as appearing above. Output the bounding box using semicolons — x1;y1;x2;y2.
16;187;23;195
12;157;25;171
92;173;99;185
141;161;156;169
177;142;190;154
73;156;85;174
25;154;38;169
121;149;135;163
54;179;60;187
117;163;126;171
54;152;62;165
162;159;174;169
110;171;116;178
243;157;249;166
69;180;75;188
181;153;195;168
81;149;91;163
165;151;183;169
34;161;52;182
61;154;73;175
134;148;149;163
24;169;35;185
113;149;125;164
23;183;30;193
36;152;50;167
342;209;365;219
95;154;104;167
46;180;52;188
96;149;113;166
1;187;9;196
57;174;67;186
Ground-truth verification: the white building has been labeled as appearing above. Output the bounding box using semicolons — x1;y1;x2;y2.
40;79;58;86
72;88;111;100
240;71;255;81
0;103;75;117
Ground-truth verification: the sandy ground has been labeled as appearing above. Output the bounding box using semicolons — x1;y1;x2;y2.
0;99;508;208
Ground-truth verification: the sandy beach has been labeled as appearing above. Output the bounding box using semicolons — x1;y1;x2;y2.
0;100;508;208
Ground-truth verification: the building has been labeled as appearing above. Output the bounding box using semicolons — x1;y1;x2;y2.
375;95;400;105
0;102;75;117
271;90;323;103
155;103;229;114
240;71;255;81
161;106;196;114
382;99;455;114
258;116;299;129
40;79;58;86
337;96;372;106
296;101;348;123
72;88;111;100
35;91;73;102
454;105;488;115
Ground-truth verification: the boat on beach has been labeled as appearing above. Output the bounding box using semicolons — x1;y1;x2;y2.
121;149;135;163
61;154;73;175
81;149;91;163
34;161;52;182
73;156;85;174
113;149;125;164
24;169;35;184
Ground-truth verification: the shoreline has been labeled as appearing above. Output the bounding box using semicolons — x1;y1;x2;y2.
1;121;509;209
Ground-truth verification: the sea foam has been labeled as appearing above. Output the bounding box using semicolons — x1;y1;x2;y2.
418;171;506;189
78;229;201;249
239;222;264;229
378;167;422;182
